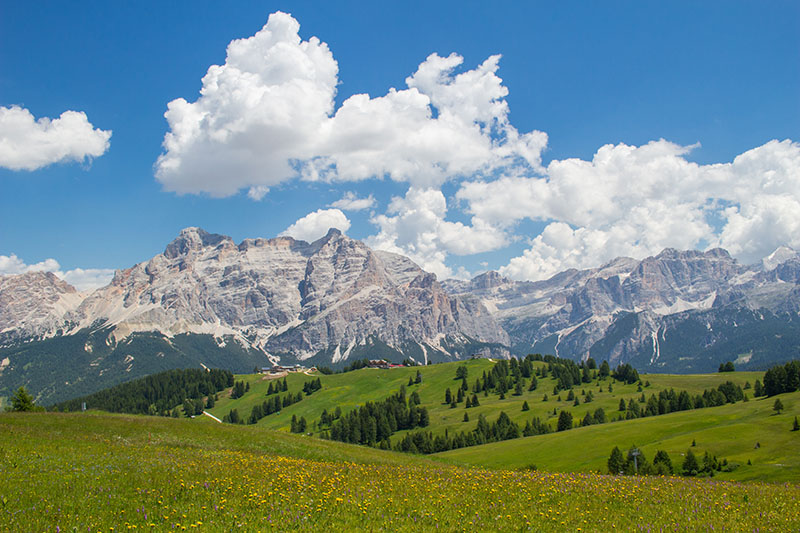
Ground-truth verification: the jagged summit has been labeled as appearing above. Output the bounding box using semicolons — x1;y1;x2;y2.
1;227;507;364
762;246;798;271
2;237;799;379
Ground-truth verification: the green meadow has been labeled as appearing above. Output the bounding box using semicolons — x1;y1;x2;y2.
1;411;799;531
437;390;800;483
2;359;799;531
205;359;798;482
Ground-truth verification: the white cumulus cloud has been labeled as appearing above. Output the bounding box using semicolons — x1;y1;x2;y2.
0;105;111;171
155;11;546;196
455;138;800;280
366;187;506;279
0;253;114;290
152;11;800;282
328;191;375;211
280;208;351;242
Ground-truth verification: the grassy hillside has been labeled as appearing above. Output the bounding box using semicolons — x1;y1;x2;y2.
210;359;762;436
437;390;800;483
202;359;794;481
1;411;798;531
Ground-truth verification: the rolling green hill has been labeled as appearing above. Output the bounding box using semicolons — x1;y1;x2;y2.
1;410;798;531
436;390;800;483
197;358;799;482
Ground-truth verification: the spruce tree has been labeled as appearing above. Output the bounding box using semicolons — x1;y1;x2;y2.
774;398;784;414
445;388;452;404
463;412;469;422
10;386;36;412
607;446;624;474
683;449;699;476
792;416;799;431
653;450;673;474
522;400;530;411
556;410;573;431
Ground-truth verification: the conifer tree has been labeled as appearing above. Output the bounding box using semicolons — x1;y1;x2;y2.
10;386;36;412
773;398;784;414
607;446;624;474
683;449;699;475
557;410;573;431
792;416;799;431
522;400;530;411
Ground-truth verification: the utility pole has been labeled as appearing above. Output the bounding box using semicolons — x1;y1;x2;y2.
631;448;641;473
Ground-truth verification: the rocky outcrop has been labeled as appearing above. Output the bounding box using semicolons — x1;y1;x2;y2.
447;247;800;370
0;227;507;363
0;271;83;345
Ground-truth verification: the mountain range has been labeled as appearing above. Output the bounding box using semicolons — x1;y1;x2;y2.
1;227;799;403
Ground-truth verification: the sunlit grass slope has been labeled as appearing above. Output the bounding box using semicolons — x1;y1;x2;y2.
1;411;799;532
211;359;762;438
206;360;789;481
436;390;800;483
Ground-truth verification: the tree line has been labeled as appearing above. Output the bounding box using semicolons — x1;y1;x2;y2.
320;387;429;447
51;368;233;416
760;360;800;396
607;445;735;477
225;377;323;425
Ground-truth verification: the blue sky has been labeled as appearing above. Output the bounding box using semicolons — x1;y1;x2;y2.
1;1;798;288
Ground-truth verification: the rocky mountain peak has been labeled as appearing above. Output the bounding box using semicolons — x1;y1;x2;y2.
163;227;231;259
762;246;799;271
0;271;82;343
471;271;511;289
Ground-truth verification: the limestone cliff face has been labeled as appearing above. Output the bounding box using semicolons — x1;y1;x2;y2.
3;231;798;371
0;271;83;345
0;227;507;362
445;247;800;370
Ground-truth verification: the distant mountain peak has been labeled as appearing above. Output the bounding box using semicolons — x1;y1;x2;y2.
762;245;798;271
164;227;231;258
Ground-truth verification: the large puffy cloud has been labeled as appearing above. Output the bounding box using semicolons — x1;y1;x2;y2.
456;139;800;280
154;11;800;282
0;106;111;171
156;12;337;197
280;208;351;242
366;187;506;279
155;11;546;197
0;253;114;290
